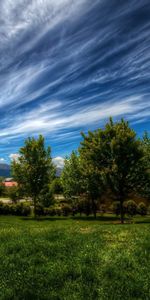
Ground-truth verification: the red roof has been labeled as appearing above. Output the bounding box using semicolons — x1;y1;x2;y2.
3;181;18;187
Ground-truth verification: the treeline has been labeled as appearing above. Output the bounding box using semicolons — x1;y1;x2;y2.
61;118;150;223
3;118;149;223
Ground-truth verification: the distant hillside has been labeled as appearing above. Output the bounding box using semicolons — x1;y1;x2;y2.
0;163;10;177
56;167;63;177
0;163;63;178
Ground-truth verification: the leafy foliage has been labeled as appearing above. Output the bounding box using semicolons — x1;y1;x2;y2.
138;202;147;216
50;178;63;194
79;118;147;222
11;135;55;217
0;202;31;216
61;151;84;198
126;200;137;217
6;186;20;203
38;185;55;208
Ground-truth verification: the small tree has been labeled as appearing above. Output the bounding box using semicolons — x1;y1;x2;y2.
61;151;84;198
12;135;55;217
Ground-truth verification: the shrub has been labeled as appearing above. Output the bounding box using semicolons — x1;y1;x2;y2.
12;203;23;215
38;187;55;208
35;204;44;216
112;201;128;217
44;207;56;216
0;202;31;216
77;198;92;216
0;202;10;215
6;186;20;203
62;204;72;216
138;202;147;216
113;201;121;216
13;203;31;216
0;184;5;197
55;207;62;216
126;200;137;217
100;204;106;214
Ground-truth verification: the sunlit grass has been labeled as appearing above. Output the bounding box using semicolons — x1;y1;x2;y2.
0;215;150;300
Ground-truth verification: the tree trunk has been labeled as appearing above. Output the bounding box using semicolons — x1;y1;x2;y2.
33;196;37;219
120;199;124;224
91;198;97;219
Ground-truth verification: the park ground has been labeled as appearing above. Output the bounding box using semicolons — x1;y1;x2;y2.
0;215;150;300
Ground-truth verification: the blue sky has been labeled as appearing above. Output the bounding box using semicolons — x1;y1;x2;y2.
0;0;150;166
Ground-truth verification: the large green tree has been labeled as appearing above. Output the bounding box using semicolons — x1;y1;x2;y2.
79;118;146;223
142;131;150;167
12;135;55;217
139;132;150;199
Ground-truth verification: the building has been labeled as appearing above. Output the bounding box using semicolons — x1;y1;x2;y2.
3;178;18;187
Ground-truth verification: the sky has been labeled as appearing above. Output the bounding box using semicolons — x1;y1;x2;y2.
0;0;150;167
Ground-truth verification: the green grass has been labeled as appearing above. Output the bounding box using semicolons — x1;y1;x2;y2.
0;215;150;300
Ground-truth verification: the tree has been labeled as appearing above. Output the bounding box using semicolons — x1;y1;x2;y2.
79;118;146;223
61;151;83;198
38;185;55;208
135;132;150;200
50;178;63;195
142;131;150;168
11;135;55;217
6;186;20;203
79;140;106;218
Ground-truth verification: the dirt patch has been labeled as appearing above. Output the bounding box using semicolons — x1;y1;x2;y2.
80;227;94;234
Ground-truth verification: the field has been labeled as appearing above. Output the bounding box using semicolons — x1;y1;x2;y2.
0;215;150;300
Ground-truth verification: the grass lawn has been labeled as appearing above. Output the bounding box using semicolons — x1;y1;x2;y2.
0;215;150;300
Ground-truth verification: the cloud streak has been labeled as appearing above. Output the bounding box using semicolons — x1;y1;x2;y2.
0;0;150;161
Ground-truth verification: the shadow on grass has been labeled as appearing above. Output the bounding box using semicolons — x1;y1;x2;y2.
134;217;150;224
72;215;119;222
20;215;150;224
21;214;121;223
21;216;68;221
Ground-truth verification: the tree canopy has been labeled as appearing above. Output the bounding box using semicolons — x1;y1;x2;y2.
12;135;55;217
79;118;147;223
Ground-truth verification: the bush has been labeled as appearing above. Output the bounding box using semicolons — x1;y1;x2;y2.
55;207;62;216
77;198;92;216
100;204;106;215
62;204;72;216
0;202;10;215
13;203;31;216
6;186;20;203
0;184;5;197
113;201;121;216
38;187;55;208
126;200;137;217
0;202;31;216
44;207;56;216
138;202;147;216
35;204;44;216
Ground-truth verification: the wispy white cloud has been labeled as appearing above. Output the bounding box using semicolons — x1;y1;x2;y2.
0;0;149;160
9;153;20;161
52;156;65;169
0;96;149;142
0;158;5;163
